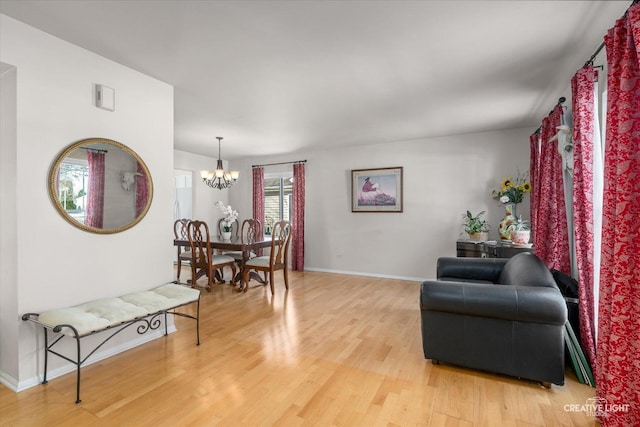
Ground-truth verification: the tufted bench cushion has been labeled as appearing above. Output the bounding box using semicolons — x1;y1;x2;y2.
36;283;200;337
120;283;200;313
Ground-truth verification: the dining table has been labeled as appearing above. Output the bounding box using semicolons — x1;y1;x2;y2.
174;235;272;292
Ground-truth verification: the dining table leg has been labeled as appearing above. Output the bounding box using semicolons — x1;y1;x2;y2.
234;250;250;292
213;269;225;283
234;249;265;292
188;267;207;284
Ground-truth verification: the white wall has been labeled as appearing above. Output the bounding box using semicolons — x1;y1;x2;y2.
0;62;19;388
229;127;532;281
173;150;230;226
0;15;174;391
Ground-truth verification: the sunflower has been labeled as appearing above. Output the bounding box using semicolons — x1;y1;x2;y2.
500;177;513;191
520;182;532;193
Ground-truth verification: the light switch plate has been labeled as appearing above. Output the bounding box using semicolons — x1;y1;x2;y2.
95;84;115;111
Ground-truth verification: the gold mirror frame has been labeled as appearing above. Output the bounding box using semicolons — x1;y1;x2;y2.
48;138;153;234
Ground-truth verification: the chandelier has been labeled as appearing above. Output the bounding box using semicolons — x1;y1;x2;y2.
200;137;239;190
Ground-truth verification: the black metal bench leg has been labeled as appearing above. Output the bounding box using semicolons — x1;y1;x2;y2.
75;335;81;403
196;300;200;346
42;328;49;385
164;311;168;336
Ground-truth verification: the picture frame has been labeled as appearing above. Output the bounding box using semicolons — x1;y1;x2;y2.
351;167;403;212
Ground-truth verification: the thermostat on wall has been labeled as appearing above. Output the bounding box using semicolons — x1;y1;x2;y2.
95;84;115;111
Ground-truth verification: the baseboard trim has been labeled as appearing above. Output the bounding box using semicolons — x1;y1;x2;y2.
303;267;424;283
0;371;19;392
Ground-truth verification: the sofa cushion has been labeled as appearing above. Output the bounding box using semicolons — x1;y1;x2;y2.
420;280;567;325
498;252;557;288
437;257;508;283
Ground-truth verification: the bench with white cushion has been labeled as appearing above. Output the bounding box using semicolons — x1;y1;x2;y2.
22;282;200;403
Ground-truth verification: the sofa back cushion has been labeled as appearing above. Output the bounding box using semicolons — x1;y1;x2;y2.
498;253;557;288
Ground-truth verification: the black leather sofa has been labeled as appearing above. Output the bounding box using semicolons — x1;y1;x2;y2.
420;252;567;386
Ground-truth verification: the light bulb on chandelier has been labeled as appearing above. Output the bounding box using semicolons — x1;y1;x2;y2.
200;137;239;189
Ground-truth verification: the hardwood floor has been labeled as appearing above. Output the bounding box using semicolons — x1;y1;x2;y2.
1;270;598;426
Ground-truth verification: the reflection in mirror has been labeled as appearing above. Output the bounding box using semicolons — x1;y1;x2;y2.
49;138;153;234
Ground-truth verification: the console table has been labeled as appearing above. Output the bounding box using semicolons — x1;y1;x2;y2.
456;240;534;258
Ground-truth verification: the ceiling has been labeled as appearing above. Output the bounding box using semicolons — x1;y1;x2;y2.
0;1;630;160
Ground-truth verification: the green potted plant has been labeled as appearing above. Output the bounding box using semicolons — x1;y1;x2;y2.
463;210;490;242
510;215;531;245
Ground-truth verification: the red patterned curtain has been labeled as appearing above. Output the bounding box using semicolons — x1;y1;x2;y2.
533;106;570;272
529;132;541;238
291;162;305;271
85;150;105;228
135;161;149;217
571;66;598;369
252;167;264;256
597;5;640;426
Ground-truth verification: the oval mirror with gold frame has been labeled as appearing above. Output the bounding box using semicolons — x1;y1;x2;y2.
49;138;153;234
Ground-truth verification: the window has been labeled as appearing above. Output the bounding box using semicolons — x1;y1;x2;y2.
58;158;89;224
264;175;292;235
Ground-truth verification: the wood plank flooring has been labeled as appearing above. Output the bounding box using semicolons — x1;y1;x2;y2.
1;270;598;426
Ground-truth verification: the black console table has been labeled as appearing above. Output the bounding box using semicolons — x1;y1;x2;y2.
456;240;534;258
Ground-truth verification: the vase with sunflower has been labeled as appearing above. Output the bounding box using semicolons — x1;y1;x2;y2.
492;172;531;241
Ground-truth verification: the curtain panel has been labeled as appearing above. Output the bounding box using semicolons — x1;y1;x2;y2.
252;167;265;256
597;4;640;426
533;106;570;273
85;150;105;229
135;161;149;217
291;163;305;271
529;132;541;238
571;66;598;370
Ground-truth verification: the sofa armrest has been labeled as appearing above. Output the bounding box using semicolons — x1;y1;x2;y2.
437;257;509;283
420;280;567;325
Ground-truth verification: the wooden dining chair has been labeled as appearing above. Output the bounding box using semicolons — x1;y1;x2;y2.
224;219;262;284
215;217;240;256
173;218;192;281
226;219;261;261
187;220;237;291
242;220;292;294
